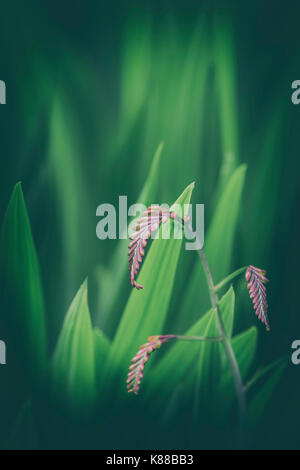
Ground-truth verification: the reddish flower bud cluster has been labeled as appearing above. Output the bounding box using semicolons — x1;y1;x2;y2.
128;205;171;289
245;265;270;331
128;205;190;289
127;335;176;394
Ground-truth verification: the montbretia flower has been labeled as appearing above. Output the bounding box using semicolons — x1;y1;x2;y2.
128;205;171;289
127;335;176;395
245;265;270;331
128;205;190;289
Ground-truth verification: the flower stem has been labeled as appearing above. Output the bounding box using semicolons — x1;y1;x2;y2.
182;219;247;448
214;266;247;292
197;248;247;448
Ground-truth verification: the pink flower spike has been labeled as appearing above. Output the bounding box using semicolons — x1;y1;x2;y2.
127;205;188;289
126;335;176;395
128;205;172;289
245;265;270;331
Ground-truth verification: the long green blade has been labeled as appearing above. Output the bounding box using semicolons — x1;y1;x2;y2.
52;279;95;419
94;328;110;388
178;164;246;330
213;15;239;190
48;96;88;302
103;182;194;398
109;16;152;163
96;142;164;332
0;183;47;380
246;357;287;430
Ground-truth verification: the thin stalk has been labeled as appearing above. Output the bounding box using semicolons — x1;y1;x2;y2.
175;335;224;342
199;248;247;447
182;219;247;448
215;266;247;292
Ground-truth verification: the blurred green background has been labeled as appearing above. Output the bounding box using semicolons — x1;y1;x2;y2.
0;0;299;450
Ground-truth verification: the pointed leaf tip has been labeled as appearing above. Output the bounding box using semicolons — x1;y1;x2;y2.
0;181;47;380
52;278;95;418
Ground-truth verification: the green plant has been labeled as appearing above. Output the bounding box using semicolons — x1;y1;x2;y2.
0;176;286;450
126;197;272;447
0;3;297;451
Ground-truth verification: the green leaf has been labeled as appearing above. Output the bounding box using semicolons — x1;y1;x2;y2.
109;17;151;162
0;183;47;380
94;328;110;387
103;182;195;398
136;20;209;203
246;357;287;429
178;164;246;331
48;96;89;302
242;107;284;261
213;15;239;190
197;163;246;282
96;142;164;332
52;279;95;419
146;288;234;411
